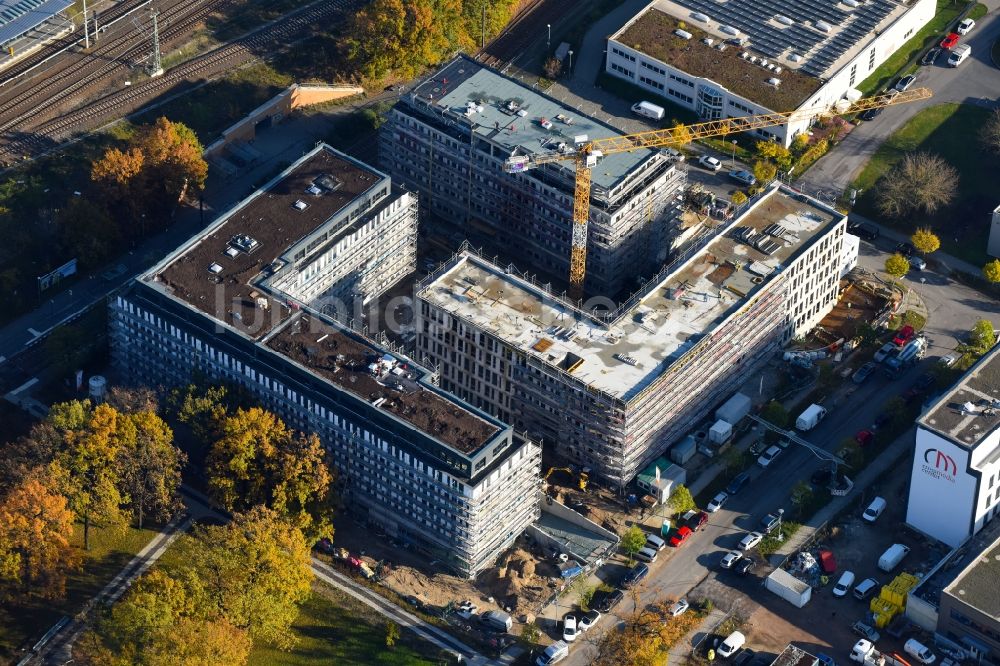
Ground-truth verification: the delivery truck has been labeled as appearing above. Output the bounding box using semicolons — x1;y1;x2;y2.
796;404;827;431
631;101;665;120
884;337;926;377
878;543;911;572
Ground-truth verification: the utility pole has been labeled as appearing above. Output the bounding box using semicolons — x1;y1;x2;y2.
148;10;163;77
81;0;89;49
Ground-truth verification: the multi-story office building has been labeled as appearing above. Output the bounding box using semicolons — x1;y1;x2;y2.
606;0;935;146
417;185;851;486
110;145;541;578
907;344;1000;548
380;54;687;298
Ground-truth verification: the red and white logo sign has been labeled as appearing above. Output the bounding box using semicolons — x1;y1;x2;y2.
922;447;958;482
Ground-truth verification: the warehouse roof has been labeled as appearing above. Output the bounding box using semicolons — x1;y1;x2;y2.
944;529;1000;619
409;55;659;191
0;0;71;46
419;185;842;402
920;344;1000;450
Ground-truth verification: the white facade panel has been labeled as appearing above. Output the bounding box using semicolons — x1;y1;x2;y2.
906;428;976;547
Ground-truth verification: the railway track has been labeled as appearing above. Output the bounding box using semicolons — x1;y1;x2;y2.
477;0;575;70
0;0;236;132
2;0;354;159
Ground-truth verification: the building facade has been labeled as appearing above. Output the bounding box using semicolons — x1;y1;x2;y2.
110;146;541;578
606;0;935;146
416;186;848;486
907;345;1000;548
380;54;687;298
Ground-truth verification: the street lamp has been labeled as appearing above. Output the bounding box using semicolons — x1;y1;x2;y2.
730;139;737;168
547;24;551;52
777;508;785;540
568;50;574;75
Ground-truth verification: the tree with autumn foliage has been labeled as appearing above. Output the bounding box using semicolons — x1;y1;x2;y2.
206;407;334;540
118;411;185;529
0;474;80;601
594;595;695;666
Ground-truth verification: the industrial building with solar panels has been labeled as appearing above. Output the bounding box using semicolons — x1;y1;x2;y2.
605;0;936;146
0;0;74;69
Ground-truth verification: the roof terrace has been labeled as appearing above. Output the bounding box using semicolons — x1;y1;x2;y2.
419;186;842;402
920;345;1000;450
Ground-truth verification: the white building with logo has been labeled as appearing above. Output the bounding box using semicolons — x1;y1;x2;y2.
605;0;936;146
907;345;1000;547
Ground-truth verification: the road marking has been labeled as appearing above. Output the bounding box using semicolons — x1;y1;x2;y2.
9;377;38;395
27;327;41;336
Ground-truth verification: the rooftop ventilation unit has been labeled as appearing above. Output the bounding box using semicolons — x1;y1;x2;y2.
843;0;859;7
775;14;793;25
314;174;343;192
675;29;693;39
702;37;714;46
749;56;759;63
224;247;239;259
293;199;308;211
230;234;259;253
208;263;223;274
815;20;833;32
774;66;783;74
719;25;739;36
691;11;709;22
788;53;802;62
760;59;768;67
715;43;727;51
740;51;750;59
767;77;782;86
767;63;777;71
305;184;322;196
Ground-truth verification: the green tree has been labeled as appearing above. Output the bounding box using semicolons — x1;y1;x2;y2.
760;400;789;429
571;575;595;611
169;384;229;448
55;198;120;268
666;484;695;515
884;253;910;282
959;319;996;362
522;622;541;643
385;621;400;648
983;259;1000;284
910;227;940;255
118;411;185;529
731;190;748;205
790;481;814;516
620;525;647;563
753;159;777;184
755;140;792;169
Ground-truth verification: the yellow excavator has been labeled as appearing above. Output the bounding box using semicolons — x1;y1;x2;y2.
503;87;933;299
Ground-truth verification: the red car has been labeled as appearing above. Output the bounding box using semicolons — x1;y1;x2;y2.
893;325;915;347
669;526;693;547
855;430;874;447
940;32;960;49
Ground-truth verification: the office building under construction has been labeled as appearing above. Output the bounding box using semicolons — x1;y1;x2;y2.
416;185;852;486
379;54;687;298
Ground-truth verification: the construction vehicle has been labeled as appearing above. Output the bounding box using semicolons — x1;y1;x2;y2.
543;466;589;491
503;87;933;299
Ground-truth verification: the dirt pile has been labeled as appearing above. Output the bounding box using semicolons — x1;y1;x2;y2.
477;548;557;615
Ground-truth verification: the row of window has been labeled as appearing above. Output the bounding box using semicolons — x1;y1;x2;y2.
611;46;635;62
610;62;634;79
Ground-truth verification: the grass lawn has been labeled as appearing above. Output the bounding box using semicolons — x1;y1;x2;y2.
0;523;159;663
851;103;999;266
856;0;972;95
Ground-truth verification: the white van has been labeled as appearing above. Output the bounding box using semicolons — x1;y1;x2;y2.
904;639;937;665
631;101;665;120
645;533;667;551
718;631;746;658
948;44;971;67
833;571;856;597
635;546;658;564
536;640;569;666
863;497;887;523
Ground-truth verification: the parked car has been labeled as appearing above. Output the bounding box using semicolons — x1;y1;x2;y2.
848;221;880;240
661;147;685;162
738;532;763;550
683;510;710;532
833;571;856;597
592;589;623;613
729;169;756;186
718;631;746;658
853;362;877;384
720;550;743;569
853;577;880;601
736;558;755;576
635;546;658;564
760;513;780;534
536;641;569;666
921;47;940;65
855;429;874;447
578;609;601;631
957;17;975;34
456;601;479;619
874;342;896;362
621;563;648;588
816;654;836;666
893;325;915;346
757;445;782;468
894;241;917;257
858;107;883;121
911;255;927;270
904;638;937;665
698;155;723;171
668;598;690;616
669;526;694;547
707;491;728;512
562;613;579;642
894;75;916;92
939;354;957;368
852;620;881;642
726;471;751;495
940;32;960;49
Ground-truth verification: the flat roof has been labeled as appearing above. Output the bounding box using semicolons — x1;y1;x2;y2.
0;0;71;45
771;645;820;666
641;0;909;80
409;55;657;190
419;186;841;402
614;7;823;112
535;509;618;565
914;512;1000;611
920;345;1000;450
267;312;499;453
945;529;1000;619
156;145;385;339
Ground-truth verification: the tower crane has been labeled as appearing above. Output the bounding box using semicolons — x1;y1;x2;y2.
503;87;933;300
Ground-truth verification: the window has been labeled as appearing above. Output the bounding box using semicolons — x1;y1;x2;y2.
868;47;876;70
669;72;694;88
610;62;634;79
849;63;857;86
639;75;664;90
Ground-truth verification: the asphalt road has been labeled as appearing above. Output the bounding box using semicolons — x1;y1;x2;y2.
798;1;1000;197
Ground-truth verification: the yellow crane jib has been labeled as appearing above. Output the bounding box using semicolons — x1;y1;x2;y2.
502;87;932;299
